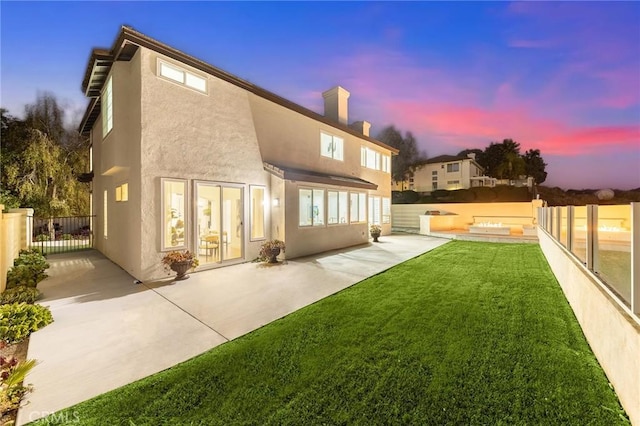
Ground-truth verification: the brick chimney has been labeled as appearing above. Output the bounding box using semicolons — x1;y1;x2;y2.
322;86;350;125
350;120;371;137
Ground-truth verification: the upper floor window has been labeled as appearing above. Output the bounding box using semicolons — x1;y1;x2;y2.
321;132;343;161
381;155;391;173
446;163;460;173
102;76;113;137
361;147;381;170
158;60;207;93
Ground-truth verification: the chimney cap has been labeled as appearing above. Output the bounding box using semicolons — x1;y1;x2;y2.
322;86;351;99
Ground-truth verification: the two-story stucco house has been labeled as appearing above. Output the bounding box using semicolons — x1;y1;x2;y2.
410;153;491;193
79;26;397;281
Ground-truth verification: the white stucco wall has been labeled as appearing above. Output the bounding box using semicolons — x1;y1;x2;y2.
92;52;143;278
90;44;394;280
283;181;369;259
538;228;640;425
137;48;270;280
248;94;392;238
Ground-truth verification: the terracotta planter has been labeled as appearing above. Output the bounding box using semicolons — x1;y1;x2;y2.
370;231;381;242
170;260;193;280
264;247;281;263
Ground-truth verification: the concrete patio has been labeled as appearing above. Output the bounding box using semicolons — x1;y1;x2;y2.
18;234;448;425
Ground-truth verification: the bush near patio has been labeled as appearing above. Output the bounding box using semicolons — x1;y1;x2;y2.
6;248;49;289
0;303;53;344
33;241;629;425
0;287;40;305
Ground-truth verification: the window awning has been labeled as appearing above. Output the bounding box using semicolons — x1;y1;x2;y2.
264;163;378;190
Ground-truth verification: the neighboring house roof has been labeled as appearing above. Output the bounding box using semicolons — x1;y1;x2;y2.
414;154;484;172
264;163;378;190
79;26;398;154
422;154;470;164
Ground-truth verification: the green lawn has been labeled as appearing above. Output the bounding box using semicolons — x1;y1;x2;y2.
34;241;629;425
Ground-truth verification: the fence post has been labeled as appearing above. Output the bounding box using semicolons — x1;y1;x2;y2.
586;204;599;272
536;207;542;230
567;206;574;252
555;206;562;240
631;202;639;316
9;208;34;250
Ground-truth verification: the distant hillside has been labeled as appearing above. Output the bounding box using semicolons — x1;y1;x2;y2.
392;186;640;205
536;186;640;206
393;186;532;204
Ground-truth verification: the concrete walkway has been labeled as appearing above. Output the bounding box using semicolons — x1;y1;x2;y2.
18;234;448;425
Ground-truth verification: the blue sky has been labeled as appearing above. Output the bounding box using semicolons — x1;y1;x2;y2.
1;1;639;190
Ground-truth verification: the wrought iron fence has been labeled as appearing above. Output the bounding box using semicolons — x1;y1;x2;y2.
29;215;95;254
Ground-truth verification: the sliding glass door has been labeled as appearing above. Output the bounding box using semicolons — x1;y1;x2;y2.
194;182;243;266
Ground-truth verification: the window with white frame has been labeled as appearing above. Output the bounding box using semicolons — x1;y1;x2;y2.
102;76;113;137
350;192;367;223
382;197;391;224
158;60;207;93
369;196;381;225
361;147;381;170
321;132;344;161
382;155;391;173
250;186;266;240
446;163;460;173
299;188;325;227
161;179;187;249
328;191;349;225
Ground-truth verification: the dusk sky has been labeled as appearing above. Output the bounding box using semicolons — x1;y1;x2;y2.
1;2;639;190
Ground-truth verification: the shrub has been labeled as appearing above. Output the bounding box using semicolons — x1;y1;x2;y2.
161;251;199;273
62;233;73;240
0;344;36;417
257;240;286;262
34;234;50;242
16;248;46;259
0;287;40;305
6;250;49;290
0;303;54;344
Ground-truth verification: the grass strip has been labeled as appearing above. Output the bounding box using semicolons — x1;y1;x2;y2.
34;241;629;425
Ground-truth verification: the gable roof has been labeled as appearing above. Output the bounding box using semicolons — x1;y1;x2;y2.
423;154;470;164
413;154;484;172
79;26;398;154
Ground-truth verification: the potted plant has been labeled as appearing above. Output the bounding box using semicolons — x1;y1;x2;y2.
161;250;199;280
370;224;382;242
258;240;286;264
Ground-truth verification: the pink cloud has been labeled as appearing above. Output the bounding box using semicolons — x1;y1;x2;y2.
288;41;639;162
377;101;639;157
539;126;640;155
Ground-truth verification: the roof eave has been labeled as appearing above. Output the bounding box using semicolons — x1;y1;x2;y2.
78;26;399;153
